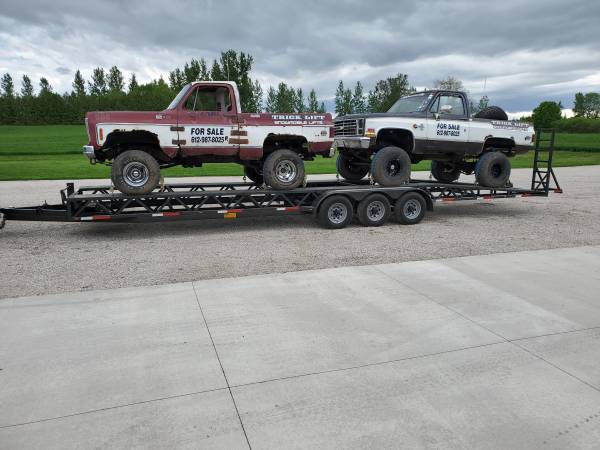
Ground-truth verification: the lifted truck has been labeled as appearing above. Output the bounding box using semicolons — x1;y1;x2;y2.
0;130;561;230
83;81;333;194
334;90;534;188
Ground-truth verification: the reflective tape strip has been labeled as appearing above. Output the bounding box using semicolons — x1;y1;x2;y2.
80;215;111;221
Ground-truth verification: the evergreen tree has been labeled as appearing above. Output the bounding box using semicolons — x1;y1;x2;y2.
294;88;306;113
318;102;326;113
107;66;124;92
265;86;277;113
72;70;86;96
39;77;53;94
128;73;138;92
308;89;319;112
88;67;107;95
168;68;186;90
351;81;366;113
21;74;34;97
249;79;263;113
1;73;14;97
433;76;464;91
334;80;352;115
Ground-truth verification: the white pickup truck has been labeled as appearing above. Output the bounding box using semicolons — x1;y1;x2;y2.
333;90;534;187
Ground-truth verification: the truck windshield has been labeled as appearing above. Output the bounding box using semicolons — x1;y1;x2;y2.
166;84;192;110
387;94;430;113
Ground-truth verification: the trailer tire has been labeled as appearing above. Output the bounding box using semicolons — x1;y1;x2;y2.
473;106;508;121
336;153;369;182
263;149;305;190
244;165;264;185
357;193;390;227
112;150;160;195
394;193;426;225
371;146;411;186
431;160;461;183
475;152;511;188
317;195;353;229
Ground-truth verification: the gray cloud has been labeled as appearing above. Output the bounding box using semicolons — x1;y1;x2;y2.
1;0;599;112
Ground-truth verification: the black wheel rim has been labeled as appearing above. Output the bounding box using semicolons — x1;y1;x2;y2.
386;159;402;176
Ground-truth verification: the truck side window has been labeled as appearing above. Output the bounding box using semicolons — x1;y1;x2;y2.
437;95;465;116
429;97;440;113
183;87;231;112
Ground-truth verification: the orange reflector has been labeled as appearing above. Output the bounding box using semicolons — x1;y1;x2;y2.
99;128;103;141
224;212;237;219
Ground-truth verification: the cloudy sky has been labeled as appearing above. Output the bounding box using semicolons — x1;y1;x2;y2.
1;0;599;114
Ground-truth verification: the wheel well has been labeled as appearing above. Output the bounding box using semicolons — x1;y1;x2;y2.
100;130;168;162
376;128;414;152
263;134;308;158
482;137;515;154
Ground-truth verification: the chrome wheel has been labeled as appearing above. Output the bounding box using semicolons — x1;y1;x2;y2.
123;162;150;187
403;199;422;220
328;203;348;225
366;200;385;222
275;160;297;183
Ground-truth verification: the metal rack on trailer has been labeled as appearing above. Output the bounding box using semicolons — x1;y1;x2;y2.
0;129;562;230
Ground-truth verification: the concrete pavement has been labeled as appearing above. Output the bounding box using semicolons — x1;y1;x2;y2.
1;246;600;449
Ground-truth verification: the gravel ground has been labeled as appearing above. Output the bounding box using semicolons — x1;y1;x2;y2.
1;166;599;298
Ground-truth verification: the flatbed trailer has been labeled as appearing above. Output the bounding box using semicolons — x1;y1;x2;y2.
0;130;562;230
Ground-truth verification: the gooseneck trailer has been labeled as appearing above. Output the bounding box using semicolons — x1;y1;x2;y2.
0;130;561;230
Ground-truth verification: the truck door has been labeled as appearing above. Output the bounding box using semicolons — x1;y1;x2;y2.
426;93;470;152
177;84;239;157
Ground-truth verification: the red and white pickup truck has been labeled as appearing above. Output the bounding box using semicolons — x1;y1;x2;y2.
83;81;333;194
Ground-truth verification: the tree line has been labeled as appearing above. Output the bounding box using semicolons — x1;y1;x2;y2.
0;50;330;125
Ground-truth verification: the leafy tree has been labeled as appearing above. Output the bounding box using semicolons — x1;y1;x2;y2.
573;92;600;118
351;81;366;114
88;67;107;95
1;73;14;97
532;101;563;129
128;73;139;92
107;66;124;92
367;73;413;112
21;74;34;97
308;89;319;112
471;95;489;115
433;76;464;91
248;79;263;113
72;70;86;96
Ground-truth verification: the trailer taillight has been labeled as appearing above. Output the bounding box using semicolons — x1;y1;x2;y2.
99;128;104;141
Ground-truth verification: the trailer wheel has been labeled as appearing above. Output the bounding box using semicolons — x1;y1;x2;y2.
475;152;511;188
431;160;461;183
357;194;390;227
317;195;353;229
336;153;369;182
112;150;160;195
371;146;411;186
243;165;264;185
394;193;426;225
263;149;305;190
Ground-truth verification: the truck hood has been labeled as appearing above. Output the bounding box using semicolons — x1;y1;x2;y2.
335;111;426;121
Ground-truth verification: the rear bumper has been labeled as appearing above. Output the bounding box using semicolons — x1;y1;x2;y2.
333;136;372;150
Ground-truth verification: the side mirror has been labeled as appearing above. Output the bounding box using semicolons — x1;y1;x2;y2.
440;104;453;114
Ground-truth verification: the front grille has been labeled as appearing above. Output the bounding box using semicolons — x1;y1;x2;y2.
334;119;359;136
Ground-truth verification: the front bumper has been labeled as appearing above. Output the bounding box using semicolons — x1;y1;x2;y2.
82;145;96;160
333;136;372;150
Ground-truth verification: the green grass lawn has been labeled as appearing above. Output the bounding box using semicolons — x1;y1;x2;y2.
1;125;599;181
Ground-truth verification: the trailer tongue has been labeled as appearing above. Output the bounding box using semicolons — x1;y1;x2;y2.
0;130;561;230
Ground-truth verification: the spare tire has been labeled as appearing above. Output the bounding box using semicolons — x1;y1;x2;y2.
475;152;511;187
431;160;461;183
473;106;508;121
